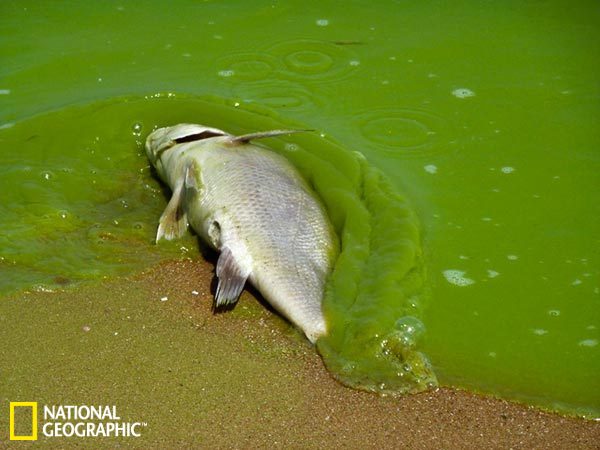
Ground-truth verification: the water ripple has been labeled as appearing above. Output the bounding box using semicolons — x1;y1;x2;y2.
215;52;280;81
355;108;454;157
231;80;321;113
268;39;359;83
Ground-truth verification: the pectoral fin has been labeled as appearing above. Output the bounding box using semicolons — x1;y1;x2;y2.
184;161;201;192
215;246;249;307
156;177;188;242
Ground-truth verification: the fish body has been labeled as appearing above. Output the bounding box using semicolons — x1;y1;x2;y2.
145;124;337;342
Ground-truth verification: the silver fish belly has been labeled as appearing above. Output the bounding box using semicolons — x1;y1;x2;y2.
145;124;337;343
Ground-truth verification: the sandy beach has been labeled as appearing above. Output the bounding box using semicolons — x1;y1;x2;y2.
2;257;598;449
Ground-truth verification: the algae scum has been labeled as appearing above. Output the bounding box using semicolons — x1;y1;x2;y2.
0;96;437;396
1;0;599;419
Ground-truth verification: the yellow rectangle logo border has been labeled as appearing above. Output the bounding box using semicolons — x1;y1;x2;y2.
9;402;38;441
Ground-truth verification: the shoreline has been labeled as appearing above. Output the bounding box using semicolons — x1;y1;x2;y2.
2;258;598;448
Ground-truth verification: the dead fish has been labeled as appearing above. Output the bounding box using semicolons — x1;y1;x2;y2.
145;124;338;343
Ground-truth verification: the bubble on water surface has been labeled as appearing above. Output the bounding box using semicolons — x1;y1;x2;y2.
548;309;561;317
571;279;582;286
393;316;426;348
501;166;515;174
0;122;15;130
143;92;176;100
131;122;142;137
487;270;500;278
452;88;475;98
217;70;235;78
424;164;437;174
355;108;453;157
349;60;360;66
0;89;10;95
507;254;519;261
40;171;55;180
443;269;475;286
33;285;55;293
316;19;329;26
532;329;548;335
578;339;598;347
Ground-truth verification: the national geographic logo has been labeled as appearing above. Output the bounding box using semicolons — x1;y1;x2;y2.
9;402;37;441
8;402;146;441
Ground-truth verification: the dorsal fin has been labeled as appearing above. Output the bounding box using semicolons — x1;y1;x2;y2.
229;129;312;144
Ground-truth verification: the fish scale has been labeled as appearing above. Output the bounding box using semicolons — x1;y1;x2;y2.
146;124;338;342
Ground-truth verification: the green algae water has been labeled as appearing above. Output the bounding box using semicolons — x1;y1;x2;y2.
1;0;598;419
0;95;436;395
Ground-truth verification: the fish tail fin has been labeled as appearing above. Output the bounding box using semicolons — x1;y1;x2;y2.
229;129;313;144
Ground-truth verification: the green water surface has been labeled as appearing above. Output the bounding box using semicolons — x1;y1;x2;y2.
1;1;598;418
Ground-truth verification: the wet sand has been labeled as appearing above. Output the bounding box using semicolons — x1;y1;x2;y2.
1;258;598;449
138;259;600;449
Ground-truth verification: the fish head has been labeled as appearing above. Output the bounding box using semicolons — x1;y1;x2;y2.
145;124;229;174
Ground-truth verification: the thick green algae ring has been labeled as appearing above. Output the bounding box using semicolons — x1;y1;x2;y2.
138;94;438;394
4;93;437;394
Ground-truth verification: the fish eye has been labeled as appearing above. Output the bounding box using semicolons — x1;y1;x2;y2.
174;130;226;144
